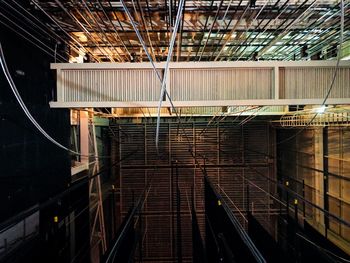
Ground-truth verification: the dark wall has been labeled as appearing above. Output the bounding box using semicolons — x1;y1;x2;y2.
0;24;70;222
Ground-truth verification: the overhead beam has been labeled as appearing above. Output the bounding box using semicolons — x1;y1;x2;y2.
50;61;350;109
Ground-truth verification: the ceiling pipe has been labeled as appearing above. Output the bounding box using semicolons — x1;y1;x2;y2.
298;18;350;59
71;3;116;62
227;0;269;60
176;0;186;61
96;0;133;61
206;0;234;60
213;0;250;61
135;0;159;61
54;0;114;61
79;0;124;61
194;0;215;60
232;0;289;60
0;11;67;62
278;3;350;60
243;0;311;61
198;0;224;61
257;0;318;58
3;0;77;57
235;0;291;60
32;0;100;62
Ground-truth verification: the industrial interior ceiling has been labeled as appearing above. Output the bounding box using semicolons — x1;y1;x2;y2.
1;0;348;119
1;1;350;263
1;0;349;63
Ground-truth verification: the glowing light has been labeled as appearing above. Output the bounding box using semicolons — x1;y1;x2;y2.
316;105;326;113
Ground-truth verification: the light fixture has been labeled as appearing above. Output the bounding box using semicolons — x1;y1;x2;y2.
315;105;326;113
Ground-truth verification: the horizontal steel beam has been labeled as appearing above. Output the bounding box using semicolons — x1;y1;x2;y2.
50;61;350;110
50;99;350;108
51;60;350;69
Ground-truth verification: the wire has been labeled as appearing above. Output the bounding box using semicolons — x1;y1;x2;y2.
0;18;65;63
155;0;186;152
0;43;110;158
276;0;344;145
120;0;193;153
296;233;350;262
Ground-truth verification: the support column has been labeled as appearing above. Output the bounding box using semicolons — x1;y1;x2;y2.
80;110;89;164
274;66;279;100
314;129;324;225
323;127;329;237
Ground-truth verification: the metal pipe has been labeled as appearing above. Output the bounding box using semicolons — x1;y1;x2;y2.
219;3;253;59
73;0;118;61
210;0;244;61
234;0;289;60
145;0;160;57
257;0;318;58
207;0;235;61
227;0;269;60
194;0;215;60
32;0;99;62
0;11;67;62
2;1;76;55
79;0;124;61
198;0;224;61
96;0;132;61
176;0;186;61
135;0;158;61
243;0;311;60
284;9;350;60
276;0;348;58
156;0;186;150
54;0;114;61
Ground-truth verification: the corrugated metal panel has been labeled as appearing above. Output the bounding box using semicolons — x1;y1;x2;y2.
281;67;350;99
60;69;162;102
170;68;273;101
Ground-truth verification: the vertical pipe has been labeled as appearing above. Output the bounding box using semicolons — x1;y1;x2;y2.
171;160;176;258
111;186;116;236
302;180;306;218
323;127;329;237
176;161;182;263
139;211;143;262
286;182;289;216
246;185;250;215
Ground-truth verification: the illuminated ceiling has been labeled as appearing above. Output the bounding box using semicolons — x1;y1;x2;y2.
0;0;349;63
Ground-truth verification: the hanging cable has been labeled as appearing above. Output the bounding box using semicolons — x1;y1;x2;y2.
276;0;344;145
120;0;191;153
0;43;111;158
155;0;185;152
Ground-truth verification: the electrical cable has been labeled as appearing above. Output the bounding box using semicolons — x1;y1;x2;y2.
31;0;100;62
0;43;114;158
296;233;350;262
0;19;65;63
120;0;193;153
155;0;185;152
276;0;344;145
1;0;79;57
0;8;66;62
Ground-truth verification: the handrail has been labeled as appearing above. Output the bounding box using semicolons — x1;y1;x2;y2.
105;180;152;263
205;176;266;263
